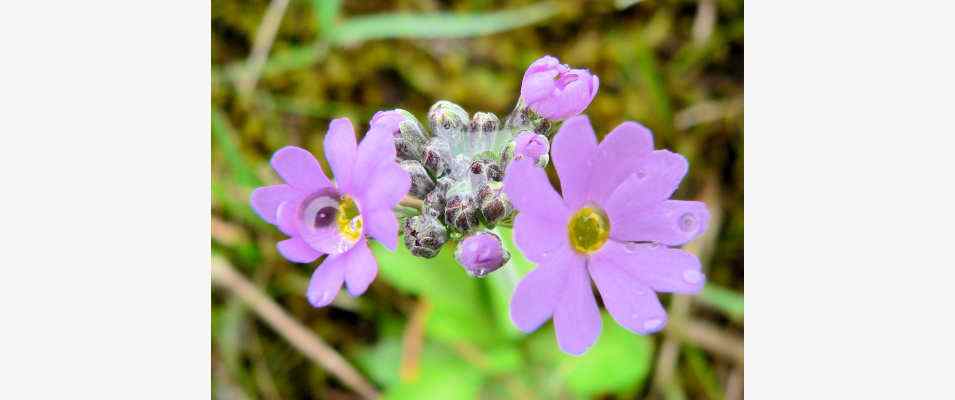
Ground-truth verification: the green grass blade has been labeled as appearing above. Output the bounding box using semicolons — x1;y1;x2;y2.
331;2;559;44
212;107;261;188
313;0;342;39
697;284;744;323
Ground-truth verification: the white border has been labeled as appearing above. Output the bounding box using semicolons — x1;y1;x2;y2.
747;1;955;397
0;1;210;397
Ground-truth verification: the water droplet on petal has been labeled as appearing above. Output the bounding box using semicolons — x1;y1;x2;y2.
679;213;697;232
643;318;664;332
682;270;705;285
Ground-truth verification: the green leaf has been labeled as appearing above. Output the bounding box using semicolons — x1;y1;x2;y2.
527;312;655;397
382;345;484;400
332;2;560;44
354;334;403;388
698;284;744;323
370;241;501;346
564;312;655;397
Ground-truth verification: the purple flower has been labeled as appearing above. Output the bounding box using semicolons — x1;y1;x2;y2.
513;131;550;166
520;55;599;121
455;232;510;277
250;118;410;307
504;115;709;355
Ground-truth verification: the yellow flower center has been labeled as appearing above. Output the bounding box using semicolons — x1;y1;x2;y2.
568;206;610;254
336;195;363;243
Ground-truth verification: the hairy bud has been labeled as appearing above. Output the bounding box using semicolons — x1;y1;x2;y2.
372;109;429;161
422;177;452;220
428;100;469;140
468;112;500;152
399;160;435;198
422;137;451;178
477;181;512;225
403;215;448;258
444;192;479;233
454;231;510;277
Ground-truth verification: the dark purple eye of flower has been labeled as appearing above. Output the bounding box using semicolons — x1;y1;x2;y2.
299;189;354;239
314;206;337;228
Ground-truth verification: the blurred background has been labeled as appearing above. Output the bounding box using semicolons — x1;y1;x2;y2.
212;0;742;399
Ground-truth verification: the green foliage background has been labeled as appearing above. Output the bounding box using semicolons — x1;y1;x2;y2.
212;1;743;399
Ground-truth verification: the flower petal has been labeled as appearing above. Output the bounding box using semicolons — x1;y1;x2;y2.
270;146;332;191
277;237;323;264
595;240;705;294
521;69;558;104
589;244;670;334
250;184;299;225
299;219;357;256
608;200;710;246
588;121;655;204
343;240;378;297
551;115;597;209
306;255;347;307
509;246;579;333
275;200;299;237
513;212;570;263
324;118;357;192
503;158;568;219
603;150;688;212
553;261;601;355
358;161;410;215
350;127;397;191
363;208;399;251
520;56;561;103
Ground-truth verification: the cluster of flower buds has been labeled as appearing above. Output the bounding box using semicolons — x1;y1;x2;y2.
372;55;598;276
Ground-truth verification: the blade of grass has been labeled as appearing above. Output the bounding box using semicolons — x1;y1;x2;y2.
212;257;380;400
634;37;673;132
697;284;744;324
313;0;342;39
217;2;559;83
212;107;262;188
684;345;724;400
237;0;291;99
331;2;559;43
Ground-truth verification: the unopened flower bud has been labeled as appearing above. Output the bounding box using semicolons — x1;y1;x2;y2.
422;137;451;178
444;192;479;233
468;158;504;189
399;160;435;198
454;231;510;277
428;100;469;140
468;112;499;152
402;215;448;258
422;177;452;220
512;131;550;167
423;189;445;220
372;109;429;161
477;181;512;225
520;55;599;121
